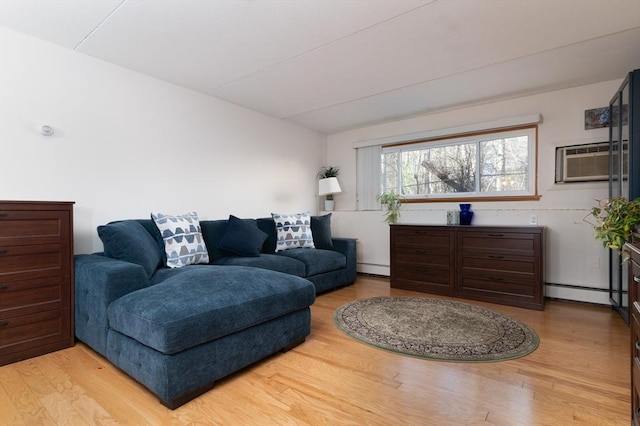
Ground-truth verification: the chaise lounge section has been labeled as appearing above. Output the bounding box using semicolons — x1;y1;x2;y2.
74;213;356;408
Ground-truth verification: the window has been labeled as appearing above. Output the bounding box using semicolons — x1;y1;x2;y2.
381;126;538;201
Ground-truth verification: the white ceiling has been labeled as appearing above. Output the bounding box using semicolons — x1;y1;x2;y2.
1;0;639;134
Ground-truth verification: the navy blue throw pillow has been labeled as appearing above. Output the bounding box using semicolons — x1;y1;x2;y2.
218;215;268;257
98;220;162;278
311;213;333;249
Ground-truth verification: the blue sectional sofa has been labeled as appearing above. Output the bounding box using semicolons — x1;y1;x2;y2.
74;213;356;408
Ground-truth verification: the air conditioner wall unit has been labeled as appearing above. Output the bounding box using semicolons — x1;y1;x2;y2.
555;141;627;183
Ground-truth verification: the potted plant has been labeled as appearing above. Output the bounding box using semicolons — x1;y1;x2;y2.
317;166;341;211
377;191;403;224
585;197;640;259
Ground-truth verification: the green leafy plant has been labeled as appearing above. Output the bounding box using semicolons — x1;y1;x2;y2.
585;197;640;259
377;191;403;224
317;166;339;179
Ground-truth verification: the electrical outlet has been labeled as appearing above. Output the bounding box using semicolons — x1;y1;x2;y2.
529;214;538;225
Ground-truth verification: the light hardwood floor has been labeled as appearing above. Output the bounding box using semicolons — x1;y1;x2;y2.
0;276;630;425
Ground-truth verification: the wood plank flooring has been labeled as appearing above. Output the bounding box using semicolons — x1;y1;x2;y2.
0;276;630;425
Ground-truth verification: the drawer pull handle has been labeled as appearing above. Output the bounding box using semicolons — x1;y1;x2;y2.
0;213;7;217
415;250;427;255
634;275;640;283
0;321;9;328
0;285;8;291
488;255;504;259
0;249;7;255
488;234;504;237
636;341;640;351
488;276;505;281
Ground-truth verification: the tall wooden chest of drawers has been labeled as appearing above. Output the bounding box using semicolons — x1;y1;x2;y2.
628;242;640;425
390;225;545;310
0;201;74;366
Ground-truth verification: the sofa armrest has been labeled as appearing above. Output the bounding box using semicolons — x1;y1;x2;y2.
331;238;357;284
74;254;150;356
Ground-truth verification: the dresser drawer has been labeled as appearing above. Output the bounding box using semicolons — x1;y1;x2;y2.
392;228;451;247
0;210;70;246
460;274;536;296
459;232;536;256
393;263;451;285
634;356;640;426
461;255;535;274
632;304;640;360
0;243;69;283
0;308;71;359
0;276;69;319
394;246;451;265
631;249;640;306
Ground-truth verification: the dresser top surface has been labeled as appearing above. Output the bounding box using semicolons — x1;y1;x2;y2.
390;224;544;231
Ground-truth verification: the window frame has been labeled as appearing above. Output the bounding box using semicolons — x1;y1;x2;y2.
381;125;540;203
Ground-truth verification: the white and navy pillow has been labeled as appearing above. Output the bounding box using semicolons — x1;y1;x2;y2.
271;212;315;252
151;212;209;268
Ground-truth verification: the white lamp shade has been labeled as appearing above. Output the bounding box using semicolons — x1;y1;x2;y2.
318;177;342;196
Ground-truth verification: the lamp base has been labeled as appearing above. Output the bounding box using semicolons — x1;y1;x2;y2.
324;200;335;211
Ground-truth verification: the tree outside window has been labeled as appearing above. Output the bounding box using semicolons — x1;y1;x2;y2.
381;127;536;200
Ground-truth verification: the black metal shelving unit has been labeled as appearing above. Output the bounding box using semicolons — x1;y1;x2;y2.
609;69;640;324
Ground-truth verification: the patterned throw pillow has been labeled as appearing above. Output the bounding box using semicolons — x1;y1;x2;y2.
271;212;315;252
151;212;209;268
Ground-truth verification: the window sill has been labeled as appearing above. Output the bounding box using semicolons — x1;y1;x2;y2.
403;195;542;203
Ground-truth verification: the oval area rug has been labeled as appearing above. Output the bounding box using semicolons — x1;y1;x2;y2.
333;296;539;362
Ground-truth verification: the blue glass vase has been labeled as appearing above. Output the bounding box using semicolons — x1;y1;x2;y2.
459;204;474;225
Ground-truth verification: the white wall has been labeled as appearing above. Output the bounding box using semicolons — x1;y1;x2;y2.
326;80;624;304
0;25;624;304
0;27;326;254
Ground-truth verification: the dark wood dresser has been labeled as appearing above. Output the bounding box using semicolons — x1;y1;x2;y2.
0;201;74;366
390;225;545;310
628;242;640;425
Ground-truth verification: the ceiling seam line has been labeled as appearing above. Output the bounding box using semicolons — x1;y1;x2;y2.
73;0;128;50
205;0;437;94
282;27;640;120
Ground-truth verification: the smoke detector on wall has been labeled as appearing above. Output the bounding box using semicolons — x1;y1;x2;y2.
39;124;54;136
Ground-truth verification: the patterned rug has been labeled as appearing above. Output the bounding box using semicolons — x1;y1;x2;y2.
333;296;539;362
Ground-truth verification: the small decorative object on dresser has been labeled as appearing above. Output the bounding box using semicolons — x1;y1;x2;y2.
0;200;75;366
459;203;474;225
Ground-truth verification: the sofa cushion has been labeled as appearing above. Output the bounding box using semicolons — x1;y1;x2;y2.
311;213;333;250
108;265;315;354
217;215;267;257
271;212;315;252
199;219;229;261
151;212;209;268
213;254;305;277
98;220;161;278
256;217;277;253
277;249;346;276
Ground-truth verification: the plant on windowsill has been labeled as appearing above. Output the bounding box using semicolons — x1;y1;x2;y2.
377;191;403;224
584;197;640;260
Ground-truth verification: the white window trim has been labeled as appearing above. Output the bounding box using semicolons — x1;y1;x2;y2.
353;113;542;149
